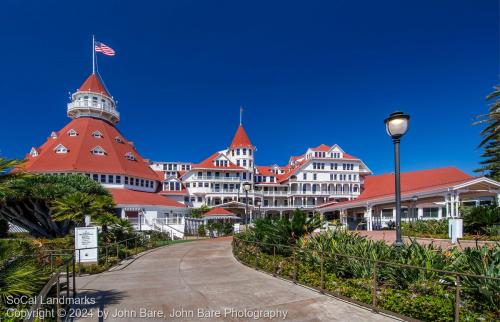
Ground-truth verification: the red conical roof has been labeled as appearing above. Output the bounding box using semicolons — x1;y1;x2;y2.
78;74;111;97
229;125;253;148
22;118;159;181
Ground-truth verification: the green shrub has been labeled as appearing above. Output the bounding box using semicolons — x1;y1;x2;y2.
462;205;500;236
198;224;206;237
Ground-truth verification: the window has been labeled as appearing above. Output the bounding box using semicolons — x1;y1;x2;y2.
243;160;247;167
115;136;123;143
237;149;240;155
382;209;393;219
330;174;334;180
313;174;317;180
30;147;38;157
92;174;98;181
68;129;78;137
91;146;106;156
116;176;121;184
243;149;247;155
140;179;144;187
423;208;439;218
92;131;103;138
54;144;68;154
100;175;106;183
303;173;307;180
125;152;136;161
135;178;139;186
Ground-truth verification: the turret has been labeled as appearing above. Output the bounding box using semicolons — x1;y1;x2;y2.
67;73;119;124
227;125;255;170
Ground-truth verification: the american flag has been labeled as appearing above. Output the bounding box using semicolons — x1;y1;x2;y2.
95;42;115;56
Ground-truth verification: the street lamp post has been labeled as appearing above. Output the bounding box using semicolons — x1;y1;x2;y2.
243;182;252;225
384;111;410;247
256;199;262;219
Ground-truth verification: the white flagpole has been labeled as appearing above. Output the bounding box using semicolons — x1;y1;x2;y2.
240;105;243;126
92;35;96;74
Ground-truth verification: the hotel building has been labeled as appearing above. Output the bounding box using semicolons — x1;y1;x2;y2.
20;71;188;236
151;125;372;217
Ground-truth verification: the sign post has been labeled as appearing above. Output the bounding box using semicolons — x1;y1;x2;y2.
75;227;98;264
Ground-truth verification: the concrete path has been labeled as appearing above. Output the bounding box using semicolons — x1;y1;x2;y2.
74;239;398;322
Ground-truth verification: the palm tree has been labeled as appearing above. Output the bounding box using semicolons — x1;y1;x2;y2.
51;192;116;227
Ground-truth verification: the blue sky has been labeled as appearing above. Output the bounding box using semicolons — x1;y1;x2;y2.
0;0;497;175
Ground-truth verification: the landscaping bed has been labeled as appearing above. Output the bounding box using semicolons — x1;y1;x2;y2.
233;229;500;322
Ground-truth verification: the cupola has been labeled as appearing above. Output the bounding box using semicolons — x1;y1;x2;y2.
67;73;120;125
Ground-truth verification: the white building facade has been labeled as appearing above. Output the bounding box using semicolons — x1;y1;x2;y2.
151;125;372;217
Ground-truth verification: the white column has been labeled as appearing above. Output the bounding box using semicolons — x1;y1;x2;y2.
444;194;449;219
417;208;423;219
455;192;461;217
365;207;372;231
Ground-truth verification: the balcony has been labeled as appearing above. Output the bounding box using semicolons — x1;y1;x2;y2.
194;176;241;181
67;101;120;123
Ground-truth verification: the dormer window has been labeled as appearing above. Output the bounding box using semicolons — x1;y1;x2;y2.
125;152;136;161
50;131;58;139
54;144;68;154
91;146;106;156
30;147;39;157
67;129;78;137
92;131;103;138
115;136;123;143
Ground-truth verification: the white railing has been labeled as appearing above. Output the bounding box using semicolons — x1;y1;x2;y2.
67;101;120;118
261;204;316;209
154;217;184;225
195;176;241;181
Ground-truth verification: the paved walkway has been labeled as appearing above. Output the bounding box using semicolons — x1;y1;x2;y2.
356;230;495;249
74;238;398;322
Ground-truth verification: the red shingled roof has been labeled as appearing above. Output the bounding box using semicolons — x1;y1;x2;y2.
78;74;111;97
22;117;160;181
229;125;254;148
110;189;186;207
192;152;243;170
318;167;472;209
203;207;235;216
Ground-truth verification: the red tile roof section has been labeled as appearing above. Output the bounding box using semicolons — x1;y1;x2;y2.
21;117;160;181
229;125;254;148
318;167;473;209
110;189;186;207
203;207;235;216
78;74;111;97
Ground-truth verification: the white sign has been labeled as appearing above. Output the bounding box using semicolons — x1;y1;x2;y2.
75;227;98;263
233;223;240;233
448;219;463;244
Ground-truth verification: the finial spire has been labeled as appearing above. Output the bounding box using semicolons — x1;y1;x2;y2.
240;105;244;126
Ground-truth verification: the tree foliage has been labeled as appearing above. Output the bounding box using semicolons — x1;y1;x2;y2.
0;171;112;238
475;85;500;180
